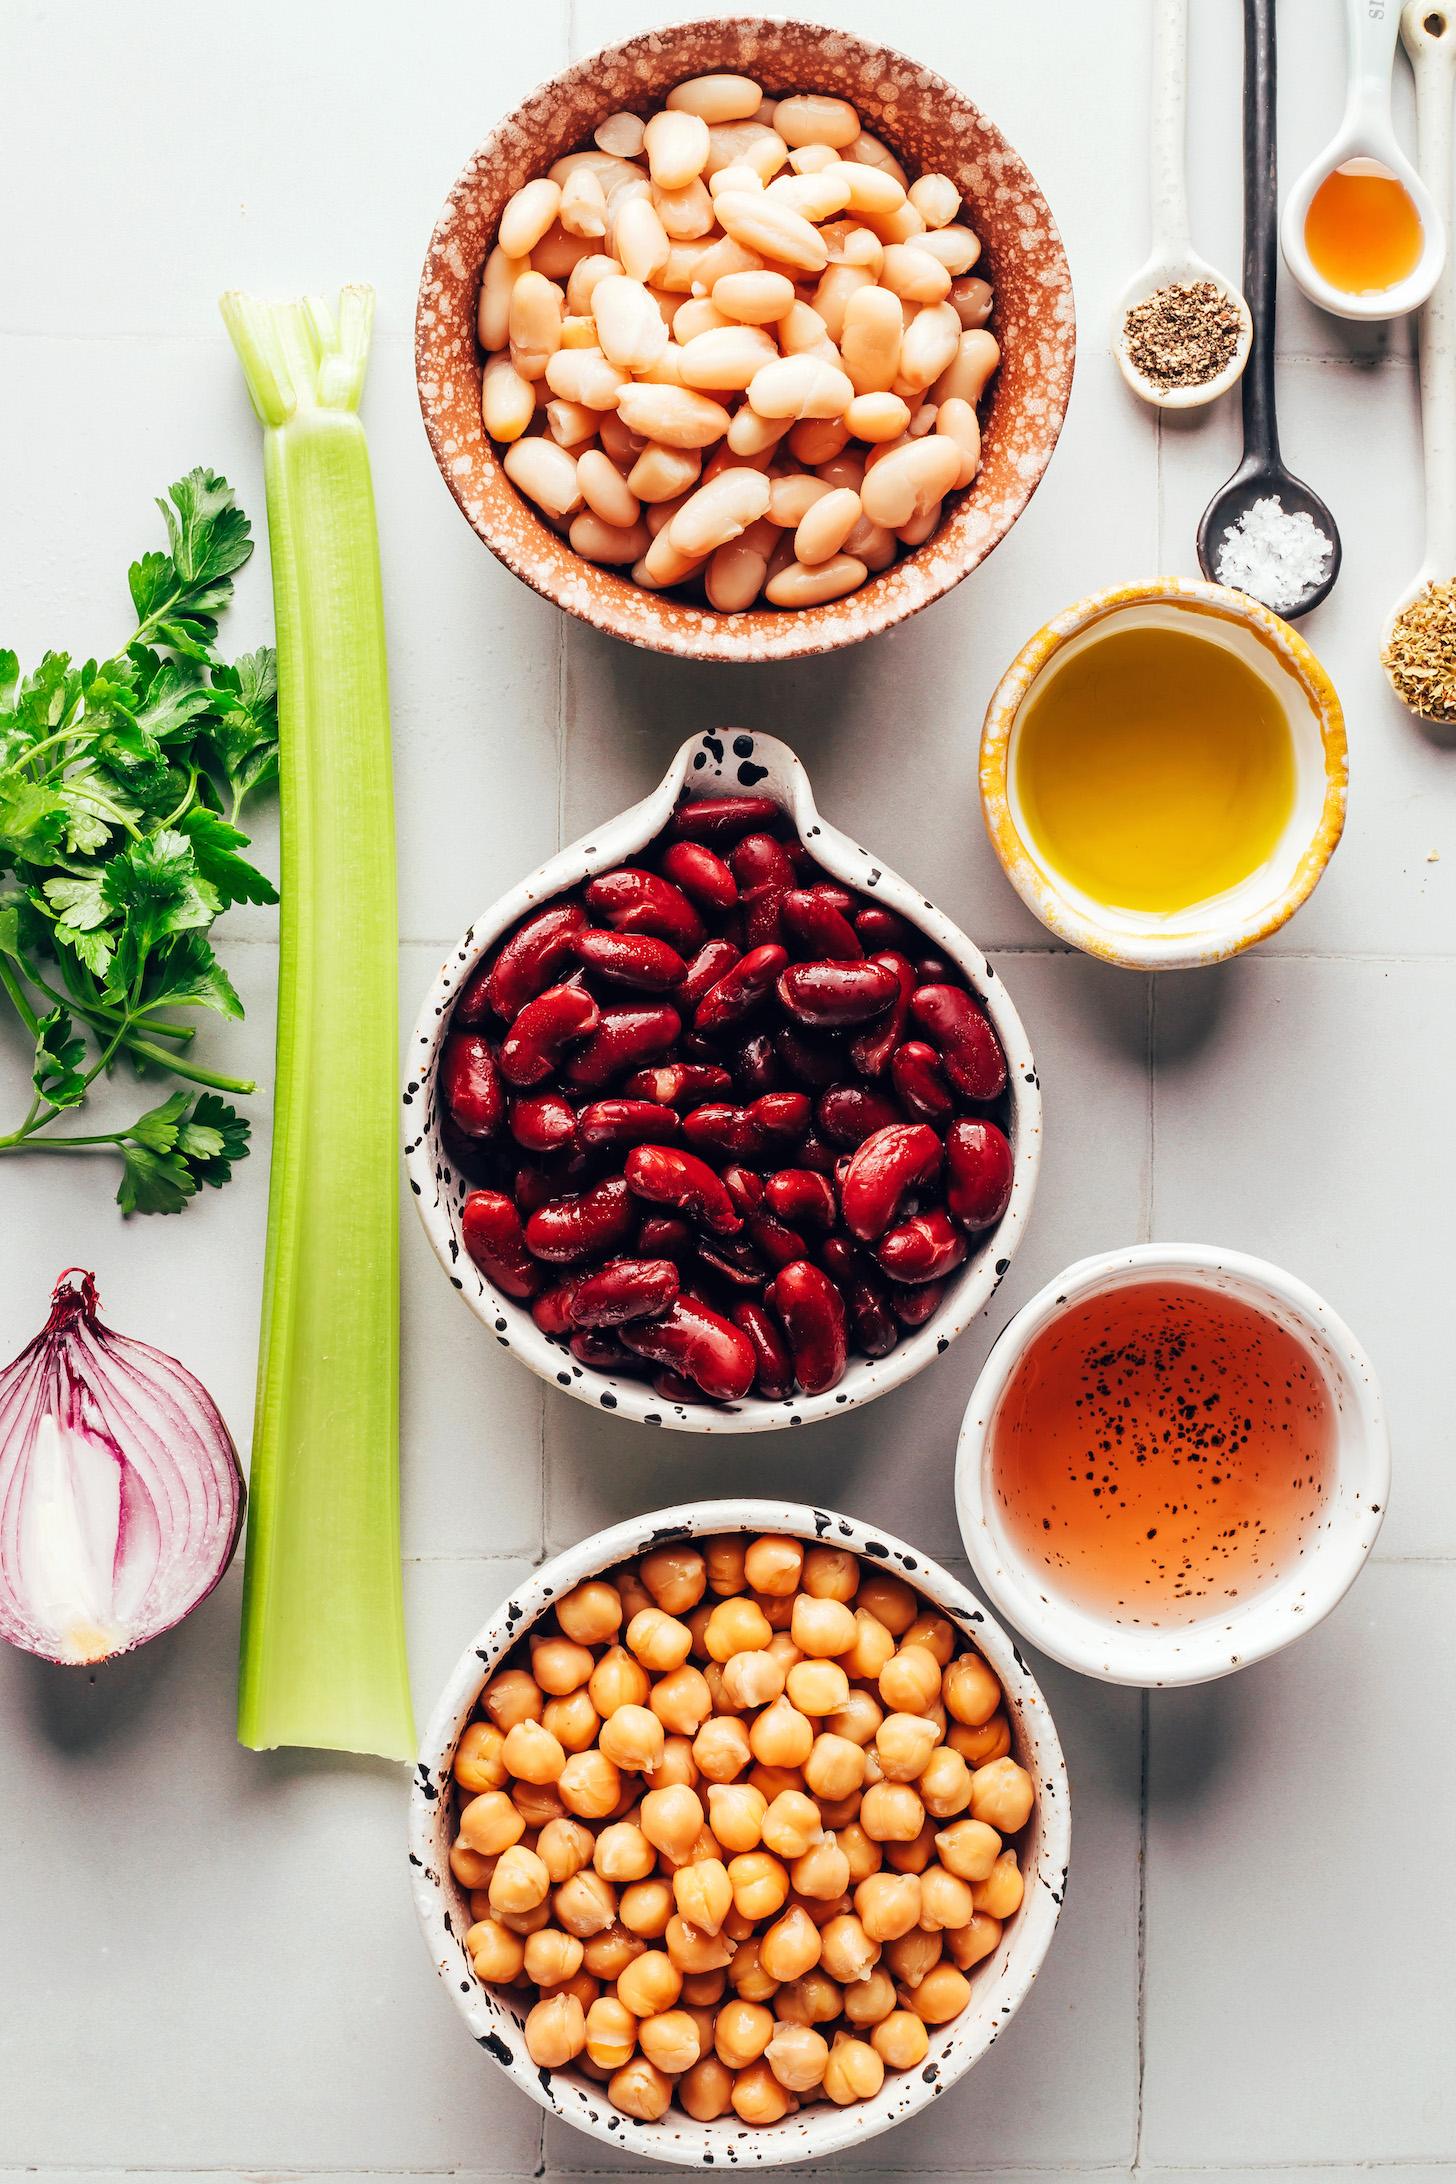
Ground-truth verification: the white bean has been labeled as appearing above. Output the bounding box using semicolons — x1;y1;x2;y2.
773;95;861;150
726;405;794;456
543;346;631;409
868;199;928;246
778;300;833;356
652;178;715;240
794;486;862;565
478;246;526;352
545;398;597;448
950;275;995;331
747;354;854;419
812;263;876;341
565;253;623;315
679;325;779;391
704;121;788;182
669;467;773;556
560;168;608;239
909;225;982;276
898;498;943;545
860;434;961;527
508;271;565;373
880;244;952;305
845;390;911;442
658;242;711;294
499;178;562;258
615;382;733;447
789;142;840;175
847;130;909;189
627;441;703;503
614;196;671;284
594;112;646;158
908;173;962;229
593;276;671;371
673;296;730;342
667;74;764;124
846;513;898;569
569;511;650;563
481;354;535;442
936;396;982;487
713;191;829;274
576;448;640;527
640;526;703;586
598;411;644;465
787;415;851;466
931;329;1001;408
531;221;597;281
690;236;764;289
638;341;687;387
767;473;833;528
503;436;582;518
764;552;868;605
644;108;711;189
838;162;907;219
766;168;855;223
841;285;903;395
713;270;796;325
706;517;776;609
898;302;963;392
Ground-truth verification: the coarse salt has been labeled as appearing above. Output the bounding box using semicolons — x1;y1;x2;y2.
1215;495;1333;613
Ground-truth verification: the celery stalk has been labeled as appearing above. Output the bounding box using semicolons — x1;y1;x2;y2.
221;286;413;1759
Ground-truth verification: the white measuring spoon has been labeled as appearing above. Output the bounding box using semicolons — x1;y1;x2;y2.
1113;0;1252;408
1382;3;1456;705
1281;0;1446;320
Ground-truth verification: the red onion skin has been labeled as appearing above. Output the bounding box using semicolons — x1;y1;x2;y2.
0;1271;245;1665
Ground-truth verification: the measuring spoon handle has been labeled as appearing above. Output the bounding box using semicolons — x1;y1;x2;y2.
1148;0;1194;263
1242;0;1282;466
1402;2;1456;577
1346;0;1404;126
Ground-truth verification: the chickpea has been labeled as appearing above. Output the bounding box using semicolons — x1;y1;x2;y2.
555;1868;617;1936
588;1644;651;1716
585;1992;637;2069
454;1720;508;1793
855;1870;922;1942
524;1927;585;1987
871;2008;930;2071
558;1749;622;1820
639;2007;702;2074
483;1666;543;1731
948;1713;1012;1767
722;1647;786;1710
640;1543;708;1615
744;1534;804;1596
525;1991;586;2069
727;1933;779;2002
651;1734;700;1792
496;1896;552;1938
919;1744;973;1819
947;1909;1002;1970
817;1911;879;1984
766;1628;803;1674
761;1790;823;1859
674;1856;733;1933
802;1544;859;1601
816;1791;861;1832
728;1849;790;1921
704;1595;774;1661
651;1663;713;1735
489;1844;550;1916
458;1789;525;1857
884;1819;937;1876
779;1968;843;2026
503;1717;567;1785
666;1912;734;1972
764;2019;829;2091
707;1781;767;1853
919;1861;976;1931
680;2052;735;2120
968;1755;1034;1835
910;1961;972;2024
841;1965;897;2025
617;1947;683;2018
901;1611;955;1667
597;1702;664;1774
935;1816;1002;1883
542;1690;600;1754
749;1695;814;1769
731;2058;795;2124
609;2055;673;2121
682;1968;727;2007
875;1712;940;1782
791;1835;851;1900
627;1605;694;1672
749;1761;805;1805
879;1644;941;1715
861;1781;926;1843
823;2032;885;2105
594;1820;655;1882
583;1920;646;1980
704;1535;748;1594
751;1586;795;1633
530;1635;595;1696
512;1779;568;1828
620;1876;674;1937
617;1566;654;1621
972;1848;1025;1920
885;1925;941;1989
943;1651;1002;1727
790;1594;857;1658
827;1689;883;1746
641;1782;704;1859
537;1816;595;1883
711;1995;772;2067
842;1608;896;1682
778;1662;844;1723
692;1714;752;1782
837;1820;883;1884
557;1578;623;1646
854;1571;918;1635
466;1917;526;1984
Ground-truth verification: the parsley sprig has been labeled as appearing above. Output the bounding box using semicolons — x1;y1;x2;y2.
0;470;277;1213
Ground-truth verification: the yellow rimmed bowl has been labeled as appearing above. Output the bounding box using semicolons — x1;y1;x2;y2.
979;579;1348;971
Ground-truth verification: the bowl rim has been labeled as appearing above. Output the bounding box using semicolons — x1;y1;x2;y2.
408;1496;1071;2168
953;1242;1391;1687
414;13;1077;663
403;728;1042;1434
977;577;1349;970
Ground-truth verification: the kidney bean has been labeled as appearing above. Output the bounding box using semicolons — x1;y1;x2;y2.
443;1031;504;1138
749;1090;812;1143
668;794;784;843
841;1123;944;1241
765;1167;837;1232
875;1208;969;1283
572;930;688;991
697;1236;767;1289
781;888;862;960
796;1128;839;1176
730;832;796;893
917;955;955;984
742;884;788;950
453;955;497;1029
891;1038;954;1124
566;1003;682;1090
768;1260;849;1395
945;1117;1014;1230
747;1210;809;1270
682;1103;766;1160
675;938;741;1011
695;943;789;1033
514;1162;559;1214
910;985;1007;1100
508;1090;577;1154
462;1190;542;1299
483;902;590;1022
523;1175;635;1264
585;867;706;956
889;1278;946;1327
637;1213;694;1259
821;1239;898;1359
569;1256;680;1327
853;903;918;952
732;1299;795;1400
818;1081;904;1149
652;1368;702;1404
625;1143;744;1235
849;951;915;1076
678;1033;720;1063
660;839;739;912
531;1281;580;1336
576;1098;680;1152
720;1164;764;1215
625;1061;734;1106
778;958;900;1028
570;1329;632;1369
618;1295;757;1401
500;984;600;1087
732;1032;781;1097
775;1024;845;1089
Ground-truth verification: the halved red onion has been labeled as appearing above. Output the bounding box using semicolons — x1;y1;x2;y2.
0;1270;244;1664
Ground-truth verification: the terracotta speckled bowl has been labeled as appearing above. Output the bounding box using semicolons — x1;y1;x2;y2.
416;17;1076;661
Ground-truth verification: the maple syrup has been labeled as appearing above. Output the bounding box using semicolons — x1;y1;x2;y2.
1304;160;1423;294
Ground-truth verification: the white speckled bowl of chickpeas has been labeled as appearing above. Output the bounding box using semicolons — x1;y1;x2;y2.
409;1502;1068;2167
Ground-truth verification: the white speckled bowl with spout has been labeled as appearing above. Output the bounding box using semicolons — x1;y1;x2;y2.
404;731;1041;1433
409;1498;1070;2168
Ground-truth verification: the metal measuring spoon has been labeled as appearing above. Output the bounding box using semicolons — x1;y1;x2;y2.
1382;4;1456;713
1198;0;1342;618
1113;0;1252;408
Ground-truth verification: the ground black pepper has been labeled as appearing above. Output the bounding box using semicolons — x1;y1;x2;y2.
1382;580;1456;722
1121;278;1244;392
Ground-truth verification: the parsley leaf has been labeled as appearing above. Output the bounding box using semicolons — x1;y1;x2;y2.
129;470;253;653
116;1088;250;1212
142;928;242;1020
180;806;278;908
33;1008;87;1108
209;647;279;809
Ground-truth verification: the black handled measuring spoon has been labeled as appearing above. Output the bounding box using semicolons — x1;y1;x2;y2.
1197;0;1342;616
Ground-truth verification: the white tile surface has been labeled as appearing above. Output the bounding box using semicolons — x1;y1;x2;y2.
1;1;1453;2179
